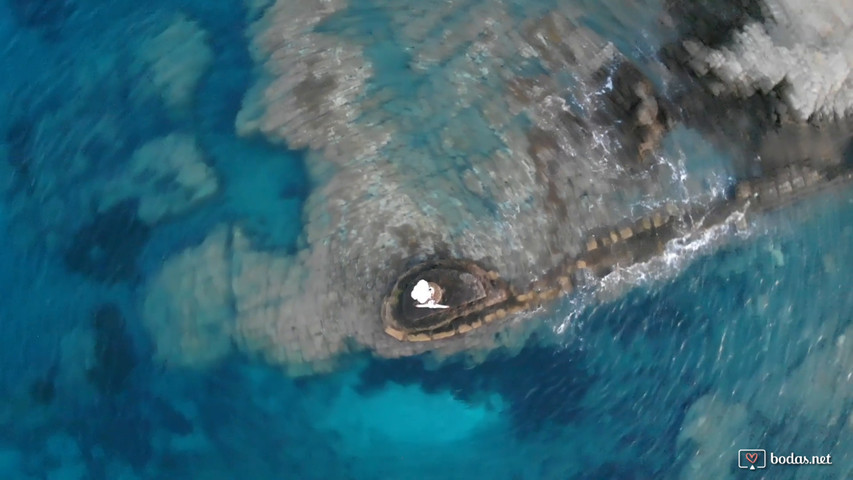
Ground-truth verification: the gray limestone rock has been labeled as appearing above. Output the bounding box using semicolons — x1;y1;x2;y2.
683;0;853;121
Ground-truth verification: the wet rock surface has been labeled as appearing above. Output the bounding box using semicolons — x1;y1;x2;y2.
594;62;674;169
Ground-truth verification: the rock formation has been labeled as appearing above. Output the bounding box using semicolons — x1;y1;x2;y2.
143;0;853;374
682;0;853;122
149;0;688;370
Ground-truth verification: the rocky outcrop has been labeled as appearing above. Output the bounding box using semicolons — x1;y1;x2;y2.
681;0;853;122
664;0;765;48
221;0;698;370
595;62;674;166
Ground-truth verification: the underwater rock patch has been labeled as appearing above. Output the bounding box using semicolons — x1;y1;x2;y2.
4;118;34;175
134;13;214;113
28;366;57;406
98;134;219;225
87;304;137;395
0;58;163;256
677;394;751;479
6;0;75;41
63;200;150;284
143;226;234;369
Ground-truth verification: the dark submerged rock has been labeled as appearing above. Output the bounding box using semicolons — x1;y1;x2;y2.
4;117;38;195
89;401;154;469
29;365;58;405
5;118;34;172
149;397;194;436
844;137;853;167
6;0;76;41
64;201;150;284
87;304;137;394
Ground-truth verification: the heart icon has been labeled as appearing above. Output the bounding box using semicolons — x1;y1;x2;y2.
745;452;758;464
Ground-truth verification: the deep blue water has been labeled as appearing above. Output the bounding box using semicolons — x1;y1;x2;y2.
1;1;852;479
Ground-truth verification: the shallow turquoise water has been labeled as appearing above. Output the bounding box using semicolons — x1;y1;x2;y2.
1;1;852;479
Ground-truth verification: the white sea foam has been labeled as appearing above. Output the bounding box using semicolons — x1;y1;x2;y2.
609;208;751;293
554;204;756;337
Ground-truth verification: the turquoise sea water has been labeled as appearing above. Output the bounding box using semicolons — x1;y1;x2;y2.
1;1;852;479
